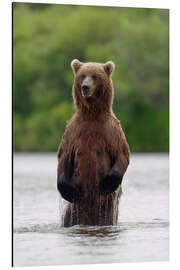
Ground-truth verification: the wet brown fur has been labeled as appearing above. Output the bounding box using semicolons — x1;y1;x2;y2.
57;59;130;227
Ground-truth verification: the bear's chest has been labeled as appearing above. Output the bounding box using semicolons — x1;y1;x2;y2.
71;122;108;151
69;119;118;152
67;121;115;182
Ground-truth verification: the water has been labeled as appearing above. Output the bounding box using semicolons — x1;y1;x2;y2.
13;153;169;266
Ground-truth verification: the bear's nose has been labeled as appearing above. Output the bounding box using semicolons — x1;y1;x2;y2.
81;84;90;97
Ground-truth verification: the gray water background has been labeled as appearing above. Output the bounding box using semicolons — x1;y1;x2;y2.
13;153;169;266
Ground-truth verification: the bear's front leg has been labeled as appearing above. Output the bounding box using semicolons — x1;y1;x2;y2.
57;154;83;203
99;152;129;195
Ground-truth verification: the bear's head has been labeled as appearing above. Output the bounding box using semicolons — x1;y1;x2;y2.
71;59;115;114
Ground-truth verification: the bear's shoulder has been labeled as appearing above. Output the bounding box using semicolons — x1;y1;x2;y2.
65;112;121;135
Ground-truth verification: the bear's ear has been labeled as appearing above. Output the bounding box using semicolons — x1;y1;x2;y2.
71;59;82;75
103;61;115;76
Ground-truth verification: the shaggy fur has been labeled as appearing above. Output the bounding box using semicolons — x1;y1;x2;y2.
57;59;130;227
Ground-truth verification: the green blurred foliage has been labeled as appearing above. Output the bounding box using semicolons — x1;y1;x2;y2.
13;3;169;152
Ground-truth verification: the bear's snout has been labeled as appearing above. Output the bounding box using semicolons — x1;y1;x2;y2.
81;84;90;98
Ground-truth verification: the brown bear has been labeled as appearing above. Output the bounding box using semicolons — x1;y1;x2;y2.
57;59;130;227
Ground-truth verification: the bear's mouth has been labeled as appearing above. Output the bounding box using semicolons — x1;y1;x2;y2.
81;91;91;99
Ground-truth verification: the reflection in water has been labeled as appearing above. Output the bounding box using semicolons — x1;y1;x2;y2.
13;153;169;266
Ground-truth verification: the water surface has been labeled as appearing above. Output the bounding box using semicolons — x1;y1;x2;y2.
13;153;169;266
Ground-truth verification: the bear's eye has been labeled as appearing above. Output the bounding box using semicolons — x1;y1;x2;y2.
80;74;86;80
92;75;97;81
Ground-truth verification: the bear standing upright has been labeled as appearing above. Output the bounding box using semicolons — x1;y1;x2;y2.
57;59;130;227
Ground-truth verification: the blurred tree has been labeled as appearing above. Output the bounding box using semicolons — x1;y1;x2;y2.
13;3;169;152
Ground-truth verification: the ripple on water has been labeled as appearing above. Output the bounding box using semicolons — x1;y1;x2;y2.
13;219;169;236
